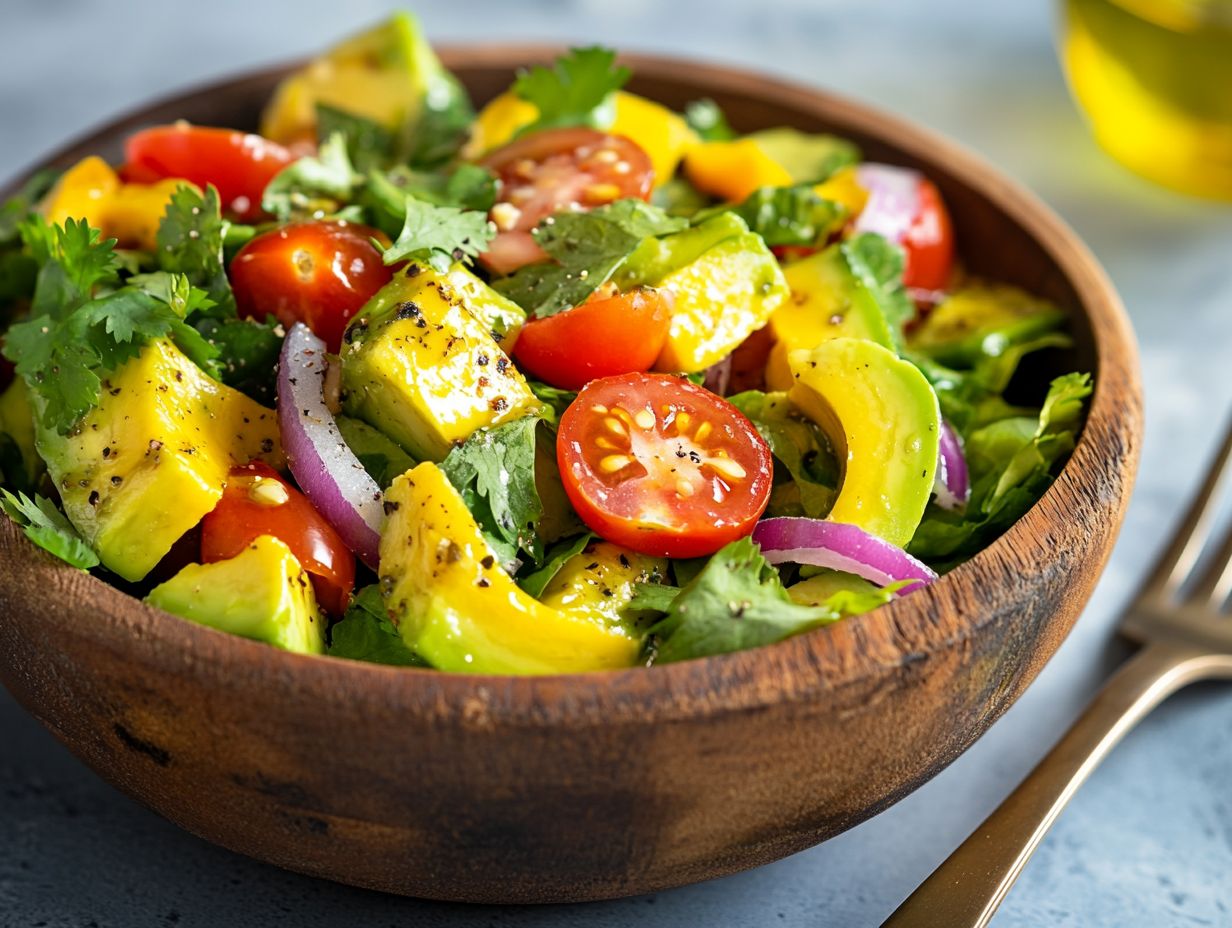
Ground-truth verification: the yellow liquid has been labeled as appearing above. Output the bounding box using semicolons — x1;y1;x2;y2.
1060;0;1232;199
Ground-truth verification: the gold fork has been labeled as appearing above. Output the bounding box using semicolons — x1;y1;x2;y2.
883;418;1232;928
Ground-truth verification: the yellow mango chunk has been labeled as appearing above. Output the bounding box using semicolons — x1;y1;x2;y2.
40;156;195;251
381;463;641;674
682;138;793;202
33;340;284;581
813;165;869;218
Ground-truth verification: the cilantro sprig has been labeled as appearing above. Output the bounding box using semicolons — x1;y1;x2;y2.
2;217;219;433
1;490;99;570
494;199;686;318
513;46;630;136
381;196;496;273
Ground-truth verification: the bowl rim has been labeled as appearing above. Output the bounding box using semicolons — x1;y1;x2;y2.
0;45;1142;726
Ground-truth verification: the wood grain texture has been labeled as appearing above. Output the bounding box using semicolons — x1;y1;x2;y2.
0;49;1142;903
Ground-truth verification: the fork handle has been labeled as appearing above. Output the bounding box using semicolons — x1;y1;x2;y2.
882;640;1232;928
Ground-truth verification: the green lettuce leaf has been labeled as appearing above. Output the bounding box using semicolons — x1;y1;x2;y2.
328;585;427;667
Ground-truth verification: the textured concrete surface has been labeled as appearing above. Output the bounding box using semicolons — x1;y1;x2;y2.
2;1;1232;926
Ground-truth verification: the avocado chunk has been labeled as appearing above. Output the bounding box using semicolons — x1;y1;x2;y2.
619;213;789;373
146;535;325;655
33;339;283;582
537;541;668;634
259;11;470;150
745;128;860;184
335;415;416;489
380;462;640;674
788;338;940;547
340;264;538;462
765;243;896;391
0;379;42;493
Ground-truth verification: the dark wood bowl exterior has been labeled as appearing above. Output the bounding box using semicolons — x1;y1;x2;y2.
0;49;1141;903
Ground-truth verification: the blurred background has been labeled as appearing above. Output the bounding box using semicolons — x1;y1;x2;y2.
2;1;1231;926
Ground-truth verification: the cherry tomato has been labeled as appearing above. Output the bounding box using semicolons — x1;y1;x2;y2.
901;177;954;292
122;124;296;220
201;461;356;616
229;220;393;353
513;288;672;391
557;373;773;558
479;128;654;275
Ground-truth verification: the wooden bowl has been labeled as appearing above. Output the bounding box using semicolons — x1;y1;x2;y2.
0;48;1141;903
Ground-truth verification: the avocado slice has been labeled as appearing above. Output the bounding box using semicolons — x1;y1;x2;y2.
259;11;470;150
765;244;896;391
380;462;640;674
537;541;668;634
0;379;42;493
335;415;416;489
146;535;325;655
340;264;538;462
788;338;940;547
618;213;789;373
32;339;283;582
908;283;1068;367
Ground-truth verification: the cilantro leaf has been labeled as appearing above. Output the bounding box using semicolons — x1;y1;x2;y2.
714;184;846;248
527;379;576;423
641;537;850;664
261;133;361;221
842;231;916;337
495;199;687;317
381;196;494;273
0;168;58;246
439;416;544;565
514;46;630;135
328;584;427;667
407;78;476;169
155;184;235;313
363;164;497;238
684;98;736;141
727;390;838;518
1;489;99;570
516;532;594;599
316;104;396;172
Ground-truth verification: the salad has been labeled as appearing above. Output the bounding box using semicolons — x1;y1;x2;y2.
0;12;1092;674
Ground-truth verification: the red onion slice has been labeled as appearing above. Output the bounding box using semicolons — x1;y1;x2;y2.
932;419;970;512
702;354;733;396
278;323;384;569
752;517;937;591
854;163;921;244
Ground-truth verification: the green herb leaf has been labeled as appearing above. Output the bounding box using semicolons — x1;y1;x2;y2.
908;373;1093;565
328;584;427;666
727;390;838;518
1;489;99;570
407;77;476;169
517;532;594;599
0;168;59;246
261;133;361;221
527;379;576;423
316;104;396;172
842;231;916;337
381;196;495;273
513;46;630;135
155;184;235;313
714;184;845;248
495;199;687;317
684;98;735;141
642;537;848;664
439;415;544;564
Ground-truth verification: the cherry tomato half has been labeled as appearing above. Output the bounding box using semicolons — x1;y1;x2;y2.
513;287;672;391
122;124;296;220
901;177;954;293
557;373;773;558
479;128;655;275
229;220;393;353
201;461;356;616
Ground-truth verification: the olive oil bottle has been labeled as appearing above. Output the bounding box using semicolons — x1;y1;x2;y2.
1059;0;1232;199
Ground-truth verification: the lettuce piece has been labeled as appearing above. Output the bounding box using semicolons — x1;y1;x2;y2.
908;373;1092;564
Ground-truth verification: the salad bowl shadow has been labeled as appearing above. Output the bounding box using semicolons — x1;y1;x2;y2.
0;47;1141;904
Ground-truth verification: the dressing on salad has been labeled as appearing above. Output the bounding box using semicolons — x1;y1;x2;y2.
0;11;1092;673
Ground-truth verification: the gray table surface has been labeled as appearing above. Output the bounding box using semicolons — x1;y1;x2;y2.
3;1;1231;925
